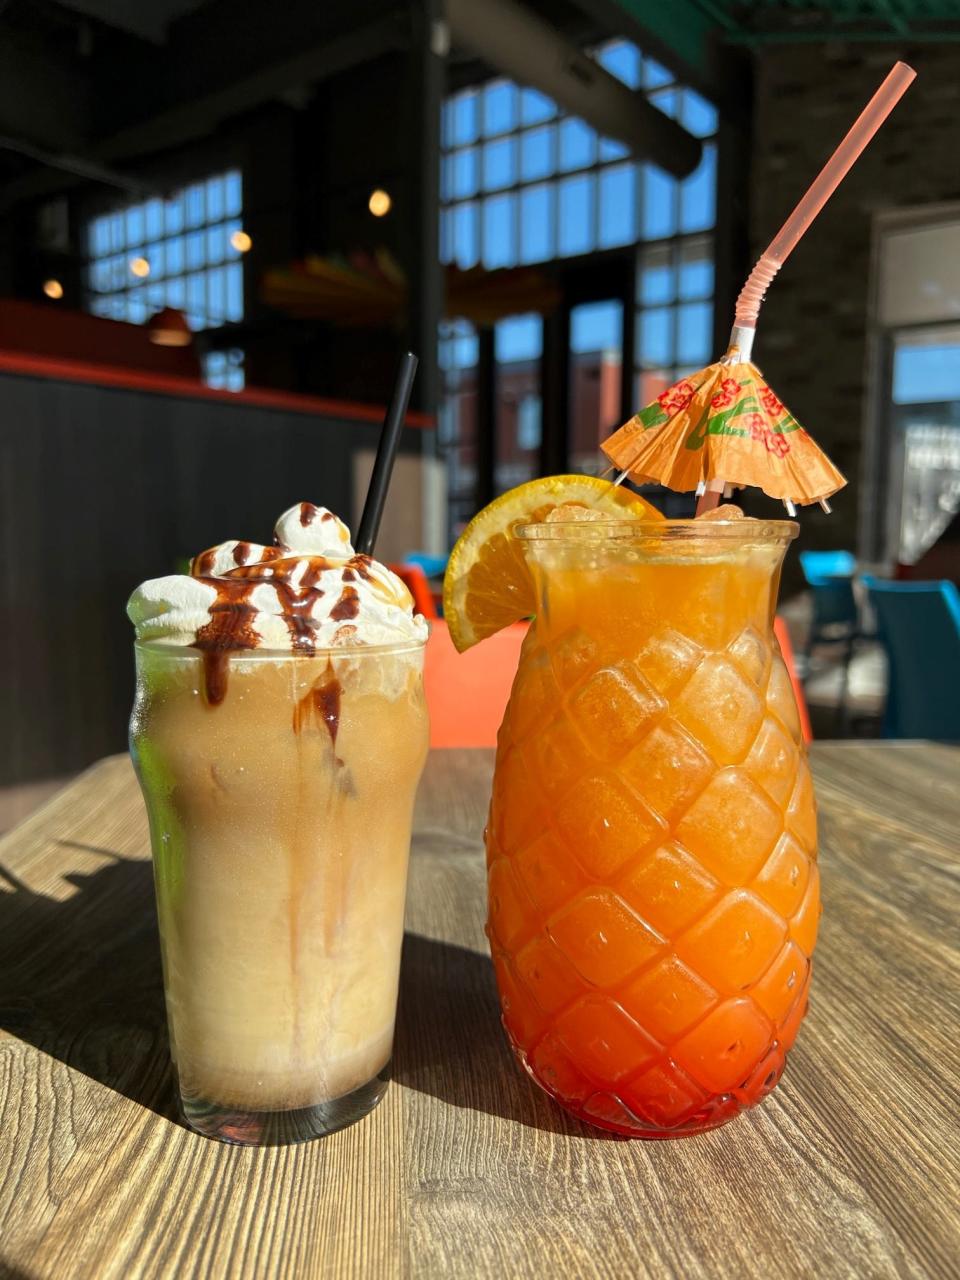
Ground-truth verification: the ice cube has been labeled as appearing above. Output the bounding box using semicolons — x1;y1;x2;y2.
696;504;745;521
545;503;615;523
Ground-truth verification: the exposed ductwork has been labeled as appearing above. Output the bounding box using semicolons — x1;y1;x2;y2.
445;0;702;179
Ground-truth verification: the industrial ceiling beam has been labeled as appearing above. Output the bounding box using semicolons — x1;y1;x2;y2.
0;11;408;212
446;0;703;179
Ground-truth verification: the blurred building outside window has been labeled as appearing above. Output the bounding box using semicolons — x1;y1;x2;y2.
439;38;718;538
873;213;960;565
83;171;245;340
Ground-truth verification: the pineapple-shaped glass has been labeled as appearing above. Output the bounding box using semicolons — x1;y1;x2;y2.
486;518;819;1137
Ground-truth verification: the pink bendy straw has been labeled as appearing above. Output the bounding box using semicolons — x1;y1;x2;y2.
729;60;916;364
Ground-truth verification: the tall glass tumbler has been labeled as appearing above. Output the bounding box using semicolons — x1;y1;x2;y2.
131;639;429;1144
486;519;819;1137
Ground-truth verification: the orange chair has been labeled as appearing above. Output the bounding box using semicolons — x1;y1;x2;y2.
774;615;813;744
424;620;527;748
424;615;811;749
389;562;438;619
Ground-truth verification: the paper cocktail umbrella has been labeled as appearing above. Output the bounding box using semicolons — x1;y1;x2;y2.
603;61;915;515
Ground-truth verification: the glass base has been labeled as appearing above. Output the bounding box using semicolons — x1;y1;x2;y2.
178;1059;391;1146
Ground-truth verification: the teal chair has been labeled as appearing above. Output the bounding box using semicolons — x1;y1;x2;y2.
798;550;861;730
862;577;960;740
799;551;860;657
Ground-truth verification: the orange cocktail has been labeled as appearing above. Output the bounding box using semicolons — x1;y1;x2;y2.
486;518;819;1137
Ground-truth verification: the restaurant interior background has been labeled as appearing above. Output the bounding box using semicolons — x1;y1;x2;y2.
2;0;959;822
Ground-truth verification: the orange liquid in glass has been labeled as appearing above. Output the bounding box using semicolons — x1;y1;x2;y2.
486;535;819;1137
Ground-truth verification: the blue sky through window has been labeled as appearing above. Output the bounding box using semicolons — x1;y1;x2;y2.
893;341;960;404
440;38;718;273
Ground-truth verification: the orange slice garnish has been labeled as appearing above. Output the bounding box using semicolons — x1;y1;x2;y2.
442;475;661;652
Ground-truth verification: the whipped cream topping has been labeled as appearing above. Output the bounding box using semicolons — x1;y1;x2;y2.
128;502;428;654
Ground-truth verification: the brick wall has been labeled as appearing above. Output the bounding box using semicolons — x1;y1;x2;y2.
748;43;960;555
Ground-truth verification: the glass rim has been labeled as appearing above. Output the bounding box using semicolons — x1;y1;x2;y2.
514;518;800;544
134;636;427;660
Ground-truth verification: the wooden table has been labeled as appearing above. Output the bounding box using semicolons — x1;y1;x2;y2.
1;745;957;1279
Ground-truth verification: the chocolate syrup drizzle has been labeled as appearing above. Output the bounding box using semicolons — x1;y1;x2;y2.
188;549;381;714
292;662;342;745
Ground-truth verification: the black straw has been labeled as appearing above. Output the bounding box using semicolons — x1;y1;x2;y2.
355;351;419;556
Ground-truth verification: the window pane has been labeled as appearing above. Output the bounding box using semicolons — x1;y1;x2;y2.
681;88;718;138
225;219;244;257
494;313;542;495
90;260;111;292
680;142;716;233
558;173;594;257
224;171;242;217
186;231;205;270
495;313;542;362
127;292;147;324
206;224;225;264
166;277;185;308
165;195;184;235
483;137;516;191
641;165;678;239
90;217;110;256
444;90;478;146
208;266;226;322
144;199;164;240
146;282;164;307
519;183;553;263
439;207;453;262
166;236;185;275
126;206;144;244
571;299;622;354
448;147;478;199
206;177;225;222
109;255;127;289
598;162;636;248
520;87;555;125
452;201;479;268
649;87;679;121
517;395;542;450
453;328;479;370
676;301;712;365
185;184;205;228
186;272;205;314
596;39;641;90
642;57;672;89
599;136;629;162
893;341;960;403
639;245;675;304
520;125;554;182
206;351;226;388
637;306;673;367
145;242;163;276
109;213;124;251
559;118;596;172
484;80;516;136
226;263;244;321
678;238;714;299
225;351;245;391
482;192;516;268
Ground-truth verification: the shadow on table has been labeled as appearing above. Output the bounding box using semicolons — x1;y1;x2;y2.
0;1257;38;1280
0;853;611;1140
0;844;180;1125
394;932;617;1141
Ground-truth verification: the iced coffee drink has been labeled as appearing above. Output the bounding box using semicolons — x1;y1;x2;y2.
128;503;429;1144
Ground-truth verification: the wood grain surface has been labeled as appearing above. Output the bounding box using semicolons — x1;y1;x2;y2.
0;745;957;1280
